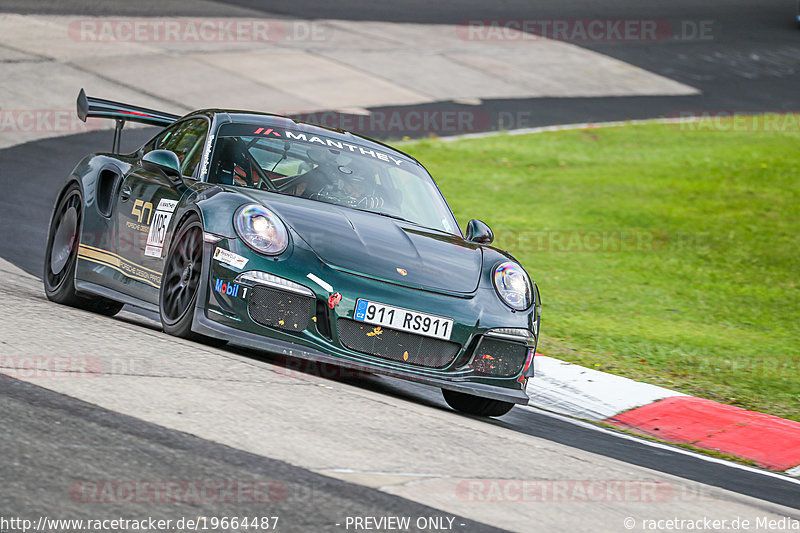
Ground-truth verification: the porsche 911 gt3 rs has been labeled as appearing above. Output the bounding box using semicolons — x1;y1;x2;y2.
44;89;541;417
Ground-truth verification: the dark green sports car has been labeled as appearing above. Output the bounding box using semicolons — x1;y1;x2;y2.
44;89;541;417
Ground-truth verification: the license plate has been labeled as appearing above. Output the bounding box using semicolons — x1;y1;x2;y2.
353;299;454;341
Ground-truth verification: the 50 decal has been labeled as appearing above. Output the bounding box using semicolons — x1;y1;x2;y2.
131;199;153;224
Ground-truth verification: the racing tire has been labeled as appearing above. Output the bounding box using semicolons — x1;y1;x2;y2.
441;389;515;417
159;214;225;346
43;182;124;317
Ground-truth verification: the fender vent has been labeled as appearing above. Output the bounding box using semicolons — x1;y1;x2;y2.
96;169;120;217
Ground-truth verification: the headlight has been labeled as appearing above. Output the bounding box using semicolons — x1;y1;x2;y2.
493;262;532;311
234;204;288;255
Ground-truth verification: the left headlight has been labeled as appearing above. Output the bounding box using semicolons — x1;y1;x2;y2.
234;204;288;255
493;261;532;311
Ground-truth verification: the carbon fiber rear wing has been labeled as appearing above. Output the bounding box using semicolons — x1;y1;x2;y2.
76;88;180;153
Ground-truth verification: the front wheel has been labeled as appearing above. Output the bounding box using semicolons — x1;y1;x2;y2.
43;182;123;316
159;214;225;347
442;389;515;417
159;214;205;339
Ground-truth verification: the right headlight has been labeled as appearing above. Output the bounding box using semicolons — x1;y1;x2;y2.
234;204;288;255
493;262;532;311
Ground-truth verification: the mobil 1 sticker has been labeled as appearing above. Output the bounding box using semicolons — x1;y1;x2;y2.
144;198;178;257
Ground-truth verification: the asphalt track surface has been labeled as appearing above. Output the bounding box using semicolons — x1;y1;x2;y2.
0;375;502;532
2;0;800;527
3;1;800;134
1;130;799;517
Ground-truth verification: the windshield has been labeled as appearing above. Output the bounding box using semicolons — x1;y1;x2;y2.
207;123;459;234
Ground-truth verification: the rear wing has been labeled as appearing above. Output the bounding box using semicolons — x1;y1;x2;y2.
76;88;180;153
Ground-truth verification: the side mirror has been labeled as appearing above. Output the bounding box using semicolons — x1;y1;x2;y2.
466;219;494;245
142;150;182;184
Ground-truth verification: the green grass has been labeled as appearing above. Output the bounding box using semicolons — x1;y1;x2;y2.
401;119;800;421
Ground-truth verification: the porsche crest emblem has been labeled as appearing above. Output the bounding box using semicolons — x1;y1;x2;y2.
396;268;408;276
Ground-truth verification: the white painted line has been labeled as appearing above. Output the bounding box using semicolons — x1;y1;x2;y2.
519;403;800;487
527;355;685;421
436;116;705;143
307;273;333;293
452;97;483;106
335;107;372;116
326;469;444;478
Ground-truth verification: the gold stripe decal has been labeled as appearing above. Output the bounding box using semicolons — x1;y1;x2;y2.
78;245;161;288
79;244;162;274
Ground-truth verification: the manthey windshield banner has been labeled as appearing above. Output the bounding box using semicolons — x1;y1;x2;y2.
216;123;414;168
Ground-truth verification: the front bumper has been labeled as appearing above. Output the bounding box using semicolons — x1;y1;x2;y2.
192;307;530;404
193;238;537;405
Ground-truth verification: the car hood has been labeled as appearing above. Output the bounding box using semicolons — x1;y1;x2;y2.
244;192;483;293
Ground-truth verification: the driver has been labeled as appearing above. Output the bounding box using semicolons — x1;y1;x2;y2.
290;147;338;198
291;147;385;209
340;174;384;209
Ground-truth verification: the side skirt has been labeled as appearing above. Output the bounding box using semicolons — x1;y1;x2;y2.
75;280;160;314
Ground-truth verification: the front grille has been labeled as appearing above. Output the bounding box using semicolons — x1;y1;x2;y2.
472;338;529;377
337;319;460;368
248;286;313;332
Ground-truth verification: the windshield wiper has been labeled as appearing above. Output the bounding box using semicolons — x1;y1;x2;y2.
353;208;416;225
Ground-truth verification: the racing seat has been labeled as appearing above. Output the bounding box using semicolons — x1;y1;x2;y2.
209;137;253;186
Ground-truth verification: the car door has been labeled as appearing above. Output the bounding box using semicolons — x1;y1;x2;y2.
115;117;209;303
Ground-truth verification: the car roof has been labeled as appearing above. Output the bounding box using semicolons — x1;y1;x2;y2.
188;109;423;167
